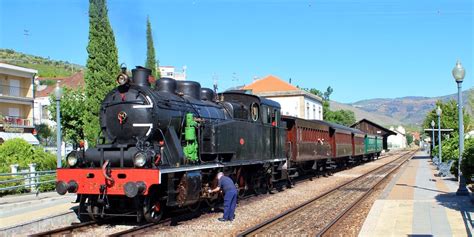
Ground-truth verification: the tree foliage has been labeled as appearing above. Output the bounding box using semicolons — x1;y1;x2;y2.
35;123;53;146
49;87;87;147
145;16;160;79
461;138;474;182
304;87;355;126
406;134;414;145
0;138;56;173
83;0;120;146
425;100;473;179
325;108;356;126
422;100;470;138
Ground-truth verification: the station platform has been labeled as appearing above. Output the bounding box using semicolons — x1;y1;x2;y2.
0;191;78;235
359;151;474;236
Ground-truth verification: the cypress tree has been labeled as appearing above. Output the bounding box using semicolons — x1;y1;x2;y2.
145;16;160;79
83;0;120;145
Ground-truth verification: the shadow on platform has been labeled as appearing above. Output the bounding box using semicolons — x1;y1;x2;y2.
396;183;449;194
411;156;431;160
435;193;474;236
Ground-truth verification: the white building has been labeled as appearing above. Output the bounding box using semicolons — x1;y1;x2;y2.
387;125;407;149
159;66;187;80
242;75;323;120
34;71;84;126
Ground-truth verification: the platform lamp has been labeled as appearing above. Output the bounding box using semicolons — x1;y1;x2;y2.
436;106;442;164
431;120;435;157
54;81;63;168
453;60;469;196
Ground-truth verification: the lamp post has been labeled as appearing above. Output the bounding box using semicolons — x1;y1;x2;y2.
436;106;442;164
453;60;469;196
55;81;63;168
431;120;435;157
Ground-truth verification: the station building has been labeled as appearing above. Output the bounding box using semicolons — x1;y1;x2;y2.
242;75;324;120
0;63;39;144
351;118;396;150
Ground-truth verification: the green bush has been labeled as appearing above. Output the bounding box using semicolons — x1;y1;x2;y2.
461;138;474;183
0;138;58;194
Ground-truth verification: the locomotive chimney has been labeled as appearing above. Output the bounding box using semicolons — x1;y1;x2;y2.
132;66;151;87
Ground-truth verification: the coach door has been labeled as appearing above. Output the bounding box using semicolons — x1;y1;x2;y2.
271;108;280;159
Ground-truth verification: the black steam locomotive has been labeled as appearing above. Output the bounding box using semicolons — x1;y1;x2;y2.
56;66;289;222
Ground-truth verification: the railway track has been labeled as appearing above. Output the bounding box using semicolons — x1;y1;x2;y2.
28;151;404;236
29;221;99;236
238;150;417;236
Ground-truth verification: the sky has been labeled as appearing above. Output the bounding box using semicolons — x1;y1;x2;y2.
0;0;472;103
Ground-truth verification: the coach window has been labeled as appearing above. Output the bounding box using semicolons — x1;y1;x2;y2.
272;109;279;126
266;107;272;124
250;103;259;122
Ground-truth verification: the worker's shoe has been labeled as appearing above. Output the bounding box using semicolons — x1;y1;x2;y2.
218;218;228;222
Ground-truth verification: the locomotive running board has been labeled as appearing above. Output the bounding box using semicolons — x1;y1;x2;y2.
159;158;286;174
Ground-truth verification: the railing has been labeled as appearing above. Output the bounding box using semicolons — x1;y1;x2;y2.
0;84;32;98
1;115;33;127
0;165;56;193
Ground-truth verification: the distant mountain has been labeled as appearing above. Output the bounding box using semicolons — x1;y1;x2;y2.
0;49;84;78
329;100;403;126
346;89;474;126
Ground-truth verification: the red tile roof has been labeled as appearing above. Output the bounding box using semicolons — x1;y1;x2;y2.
243;75;298;93
36;71;84;98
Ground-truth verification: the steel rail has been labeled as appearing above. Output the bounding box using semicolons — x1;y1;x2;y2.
238;150;416;236
108;218;172;237
28;221;98;237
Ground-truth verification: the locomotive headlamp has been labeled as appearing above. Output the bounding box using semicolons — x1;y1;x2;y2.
134;152;147;167
117;73;129;85
67;155;78;167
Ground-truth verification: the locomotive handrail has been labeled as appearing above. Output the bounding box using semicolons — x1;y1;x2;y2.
103;99;144;107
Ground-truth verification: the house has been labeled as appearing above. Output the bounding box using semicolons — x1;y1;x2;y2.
33;71;84;126
242;75;323;120
387;125;407;149
0;63;39;145
159;66;187;80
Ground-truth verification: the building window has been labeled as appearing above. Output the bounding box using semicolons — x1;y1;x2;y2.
42;105;49;119
313;105;316;119
306;103;309;119
319;107;322;120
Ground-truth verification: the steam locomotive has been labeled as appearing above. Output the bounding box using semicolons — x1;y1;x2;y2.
56;66;383;222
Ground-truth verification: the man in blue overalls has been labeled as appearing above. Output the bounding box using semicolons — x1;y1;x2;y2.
209;172;237;222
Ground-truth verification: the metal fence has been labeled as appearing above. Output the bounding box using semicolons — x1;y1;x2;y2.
0;165;56;193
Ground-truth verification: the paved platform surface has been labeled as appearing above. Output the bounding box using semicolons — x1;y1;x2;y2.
0;191;78;231
359;151;474;237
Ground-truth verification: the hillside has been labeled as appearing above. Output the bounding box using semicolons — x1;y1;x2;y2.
0;49;84;78
329;101;403;126
349;89;474;126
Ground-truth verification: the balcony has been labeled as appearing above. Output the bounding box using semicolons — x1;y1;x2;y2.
1;116;34;128
0;84;33;100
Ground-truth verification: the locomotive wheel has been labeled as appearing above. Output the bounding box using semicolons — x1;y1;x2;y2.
78;195;93;222
253;176;268;195
187;200;201;212
205;197;218;208
238;175;248;198
143;196;163;223
81;195;101;221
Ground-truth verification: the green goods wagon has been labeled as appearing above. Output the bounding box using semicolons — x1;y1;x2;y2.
365;135;377;154
375;136;383;152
